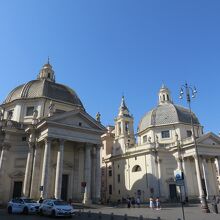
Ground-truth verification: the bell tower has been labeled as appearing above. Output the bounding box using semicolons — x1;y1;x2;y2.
158;84;172;104
114;96;135;153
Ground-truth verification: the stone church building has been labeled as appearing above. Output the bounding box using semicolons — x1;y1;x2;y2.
0;61;106;205
101;86;220;203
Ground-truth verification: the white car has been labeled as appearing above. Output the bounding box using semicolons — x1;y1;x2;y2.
39;199;75;217
7;197;40;214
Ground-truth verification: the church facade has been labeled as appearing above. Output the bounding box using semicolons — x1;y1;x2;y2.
0;62;106;205
101;86;220;203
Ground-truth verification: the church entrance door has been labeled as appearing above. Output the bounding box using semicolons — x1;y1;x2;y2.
169;184;177;201
12;181;22;198
61;174;68;201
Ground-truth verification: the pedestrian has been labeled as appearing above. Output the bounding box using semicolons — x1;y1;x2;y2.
155;197;161;210
136;197;140;208
39;197;43;204
149;197;154;209
212;195;218;214
127;197;131;208
131;197;135;208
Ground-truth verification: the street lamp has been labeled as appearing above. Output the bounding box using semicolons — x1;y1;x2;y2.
179;82;210;213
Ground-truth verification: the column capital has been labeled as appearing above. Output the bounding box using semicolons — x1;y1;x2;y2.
95;144;102;150
85;143;92;150
1;142;11;151
210;158;215;163
44;137;52;145
59;139;66;145
182;157;188;162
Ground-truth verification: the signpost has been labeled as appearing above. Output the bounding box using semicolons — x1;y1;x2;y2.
174;169;186;220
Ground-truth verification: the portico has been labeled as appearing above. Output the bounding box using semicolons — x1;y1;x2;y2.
24;109;105;204
173;133;220;200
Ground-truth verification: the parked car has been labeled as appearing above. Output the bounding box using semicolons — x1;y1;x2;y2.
39;199;75;217
7;197;40;214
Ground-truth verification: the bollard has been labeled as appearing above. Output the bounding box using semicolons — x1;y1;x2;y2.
88;211;91;218
98;211;102;219
139;215;143;220
124;214;128;220
110;212;114;220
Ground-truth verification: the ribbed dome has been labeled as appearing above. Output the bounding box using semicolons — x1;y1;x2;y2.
3;62;84;108
4;79;84;108
138;103;200;132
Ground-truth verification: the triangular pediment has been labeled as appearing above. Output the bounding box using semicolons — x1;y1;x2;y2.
8;170;25;178
47;109;106;132
197;132;220;146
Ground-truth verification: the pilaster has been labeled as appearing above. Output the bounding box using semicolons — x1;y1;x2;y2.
40;138;51;198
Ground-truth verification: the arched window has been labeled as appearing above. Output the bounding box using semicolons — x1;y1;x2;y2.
163;94;165;101
132;165;142;172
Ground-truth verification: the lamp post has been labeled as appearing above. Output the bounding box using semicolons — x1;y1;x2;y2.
179;82;210;213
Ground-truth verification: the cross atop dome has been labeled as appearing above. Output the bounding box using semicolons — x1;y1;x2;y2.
37;58;55;82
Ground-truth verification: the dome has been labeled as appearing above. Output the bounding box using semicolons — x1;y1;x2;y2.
3;62;84;108
138;103;200;132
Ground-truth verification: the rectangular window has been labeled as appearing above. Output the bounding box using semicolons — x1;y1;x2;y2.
161;130;170;138
108;170;112;177
8;110;14;119
125;122;129;134
22;137;27;142
26;106;34;116
142;135;148;143
117;174;120;183
101;168;105;176
187;130;192;137
109;185;112;195
118;122;121;135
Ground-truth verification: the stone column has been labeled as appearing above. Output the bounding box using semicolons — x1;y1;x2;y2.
157;158;163;197
40;138;51;198
55;139;64;199
202;158;210;199
215;157;220;176
95;145;101;202
194;156;203;198
23;142;34;197
0;143;11;172
0;143;11;203
30;143;41;198
182;158;189;199
83;144;92;204
91;146;96;200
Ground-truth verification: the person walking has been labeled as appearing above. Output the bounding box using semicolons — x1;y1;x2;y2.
136;197;140;208
127;197;131;208
155;197;161;210
212;195;218;214
149;197;154;209
131;197;135;208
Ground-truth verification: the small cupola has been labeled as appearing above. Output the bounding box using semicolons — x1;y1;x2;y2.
158;84;172;104
37;58;55;82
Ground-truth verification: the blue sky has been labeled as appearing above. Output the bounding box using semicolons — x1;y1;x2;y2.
0;0;220;134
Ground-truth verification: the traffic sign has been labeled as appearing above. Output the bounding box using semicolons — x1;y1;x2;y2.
174;169;184;181
176;179;184;186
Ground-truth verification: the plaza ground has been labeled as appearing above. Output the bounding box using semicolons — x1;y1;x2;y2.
0;203;220;220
